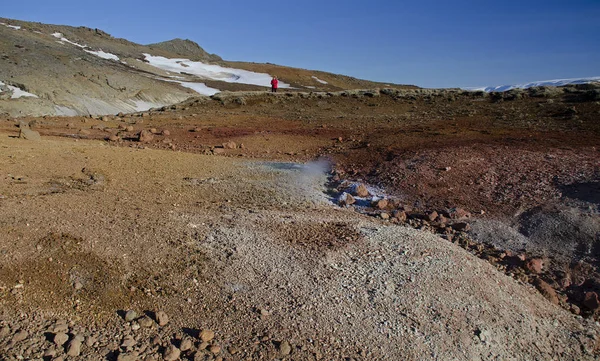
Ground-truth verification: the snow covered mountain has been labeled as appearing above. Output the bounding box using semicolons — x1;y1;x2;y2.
465;76;600;92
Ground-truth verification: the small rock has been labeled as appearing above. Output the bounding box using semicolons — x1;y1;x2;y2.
117;352;139;361
138;129;154;143
393;210;407;222
19;127;41;141
380;212;390;220
451;222;471;232
0;326;10;338
354;184;370;197
124;310;138;322
53;332;69;346
180;338;193;351
163;345;181;361
155;311;169;326
213;148;226;155
279;341;292;356
43;348;57;357
74;281;83;290
162;130;170;136
373;199;388;210
583;292;600;312
198;341;209;350
108;134;120;142
524;258;544;274
426;211;438;222
448;208;470;220
150;128;158;134
223;141;237;149
125;125;134;132
138;316;154;328
11;330;28;343
209;344;221;354
533;278;559;305
121;335;136;348
338;193;355;206
66;338;82;357
199;329;215;342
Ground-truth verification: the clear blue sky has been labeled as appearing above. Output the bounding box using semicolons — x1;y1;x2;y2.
3;0;599;88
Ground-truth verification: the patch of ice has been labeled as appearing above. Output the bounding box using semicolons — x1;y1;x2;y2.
464;76;600;92
0;80;38;99
84;49;119;61
144;54;290;89
312;76;328;84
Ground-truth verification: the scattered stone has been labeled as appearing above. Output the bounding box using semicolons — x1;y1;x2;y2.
223;141;237;149
19;127;41;141
583;292;600;312
213;148;226;155
73;281;84;290
11;330;28;343
380;212;390;220
525;258;544;274
451;222;471;232
53;332;69;346
125;125;134;132
43;348;57;357
427;211;438;222
162;130;170;136
66;337;82;357
117;352;139;361
393;210;407;222
121;335;136;348
138;130;154;143
338;193;355;206
108;134;120;142
163;345;181;361
354;184;370;197
150;128;159;134
0;326;10;338
209;344;221;354
180;338;193;351
448;208;470;220
155;311;169;326
124;310;138;322
199;329;215;342
373;198;388;210
79;128;91;135
138;316;153;328
279;340;292;355
533;278;559;305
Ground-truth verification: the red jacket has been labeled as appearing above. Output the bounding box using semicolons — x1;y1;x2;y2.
271;78;278;88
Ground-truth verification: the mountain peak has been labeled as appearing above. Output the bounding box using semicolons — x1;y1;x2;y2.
147;38;222;62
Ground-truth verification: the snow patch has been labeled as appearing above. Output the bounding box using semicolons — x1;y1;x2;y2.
51;32;119;61
0;81;38;99
0;23;21;30
312;76;328;84
464;76;600;92
84;49;119;61
144;54;289;89
174;81;220;96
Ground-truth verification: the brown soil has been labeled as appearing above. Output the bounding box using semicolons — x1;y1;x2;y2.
0;88;599;360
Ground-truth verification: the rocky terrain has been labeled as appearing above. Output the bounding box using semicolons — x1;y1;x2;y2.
0;80;599;360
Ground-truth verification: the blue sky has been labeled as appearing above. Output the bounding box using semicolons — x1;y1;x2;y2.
3;0;599;88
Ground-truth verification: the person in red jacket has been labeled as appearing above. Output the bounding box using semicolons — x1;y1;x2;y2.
270;76;278;93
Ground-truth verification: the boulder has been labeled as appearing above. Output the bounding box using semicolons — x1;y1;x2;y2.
138;130;154;142
19;127;41;141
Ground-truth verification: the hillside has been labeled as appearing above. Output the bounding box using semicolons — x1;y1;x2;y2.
0;18;416;117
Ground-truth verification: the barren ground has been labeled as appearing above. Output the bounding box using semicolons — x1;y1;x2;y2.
0;88;599;360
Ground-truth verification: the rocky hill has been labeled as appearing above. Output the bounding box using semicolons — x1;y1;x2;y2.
0;17;415;117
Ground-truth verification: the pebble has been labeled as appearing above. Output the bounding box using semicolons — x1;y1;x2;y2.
124;310;138;322
163;345;181;361
199;329;215;342
138;316;154;328
11;330;29;343
0;326;10;337
121;335;136;348
156;311;169;326
53;332;69;346
66;338;82;357
279;340;292;355
209;344;221;354
180;338;193;351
